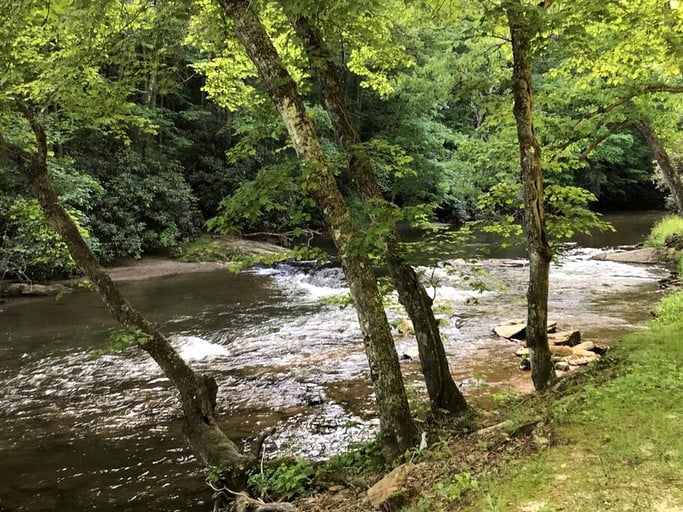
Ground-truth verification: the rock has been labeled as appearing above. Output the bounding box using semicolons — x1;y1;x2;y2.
1;283;67;297
400;349;420;361
548;330;581;346
367;464;412;510
563;351;600;366
493;321;527;340
515;347;530;357
396;318;414;335
493;320;558;340
573;341;595;352
571;348;599;358
554;361;571;372
549;345;574;357
591;247;680;264
592;344;609;355
533;434;550;448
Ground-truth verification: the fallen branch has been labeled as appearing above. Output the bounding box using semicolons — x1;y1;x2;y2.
208;480;298;512
251;426;277;461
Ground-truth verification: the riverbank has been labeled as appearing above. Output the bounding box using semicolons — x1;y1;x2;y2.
287;215;683;511
286;305;682;511
0;235;289;297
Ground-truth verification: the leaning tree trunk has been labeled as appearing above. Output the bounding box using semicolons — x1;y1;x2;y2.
292;15;468;415
635;119;683;215
217;0;417;459
6;103;252;492
506;3;556;391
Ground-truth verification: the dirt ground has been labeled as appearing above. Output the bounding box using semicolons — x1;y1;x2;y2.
104;257;231;282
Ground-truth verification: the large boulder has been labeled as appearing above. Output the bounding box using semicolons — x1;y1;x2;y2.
591;247;680;264
549;345;574;357
561;351;600;366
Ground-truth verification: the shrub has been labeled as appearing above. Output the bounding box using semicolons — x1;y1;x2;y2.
653;289;683;325
0;197;81;281
644;215;683;248
77;146;202;261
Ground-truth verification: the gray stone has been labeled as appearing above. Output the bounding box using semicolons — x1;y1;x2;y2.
549;345;574;357
563;351;600;366
573;341;595;352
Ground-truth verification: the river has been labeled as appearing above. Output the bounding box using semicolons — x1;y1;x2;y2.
0;211;670;511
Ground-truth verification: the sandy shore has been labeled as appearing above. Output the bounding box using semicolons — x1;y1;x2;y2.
104;257;231;282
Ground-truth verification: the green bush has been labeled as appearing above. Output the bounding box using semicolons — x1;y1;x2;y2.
0;197;81;281
77;146;202;261
248;457;316;501
0;158;101;281
653;289;683;325
644;215;683;248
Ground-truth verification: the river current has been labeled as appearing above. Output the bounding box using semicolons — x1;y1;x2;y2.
0;212;670;511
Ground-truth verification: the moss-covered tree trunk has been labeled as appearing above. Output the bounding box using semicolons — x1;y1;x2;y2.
217;0;417;458
4;103;252;492
506;2;556;391
292;15;468;415
635;120;683;215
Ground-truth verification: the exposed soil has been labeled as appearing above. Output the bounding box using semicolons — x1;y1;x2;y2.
106;235;288;282
105;257;231;282
0;235;288;295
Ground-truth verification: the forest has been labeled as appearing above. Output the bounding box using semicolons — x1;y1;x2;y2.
1;0;682;511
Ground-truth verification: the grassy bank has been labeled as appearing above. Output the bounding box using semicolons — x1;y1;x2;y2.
455;216;683;511
460;319;683;512
285;315;682;511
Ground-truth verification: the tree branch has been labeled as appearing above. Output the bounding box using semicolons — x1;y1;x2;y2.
575;84;683;124
577;121;627;162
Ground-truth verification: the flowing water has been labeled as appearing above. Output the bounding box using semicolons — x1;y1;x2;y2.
0;211;671;511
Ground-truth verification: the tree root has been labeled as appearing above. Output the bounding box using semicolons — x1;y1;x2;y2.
234;495;298;511
251;426;276;460
208;476;297;512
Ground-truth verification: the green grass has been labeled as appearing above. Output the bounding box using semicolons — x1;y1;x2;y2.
462;317;683;512
644;215;683;248
654;289;683;325
414;218;683;511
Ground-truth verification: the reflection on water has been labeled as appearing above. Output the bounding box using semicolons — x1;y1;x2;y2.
0;211;670;511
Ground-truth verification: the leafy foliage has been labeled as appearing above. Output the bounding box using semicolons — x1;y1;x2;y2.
0;158;100;281
0;197;80;281
248;457;316;501
644;215;683;248
74;145;201;262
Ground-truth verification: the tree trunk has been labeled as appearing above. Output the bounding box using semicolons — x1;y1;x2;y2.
217;0;417;458
6;103;252;492
635;119;683;214
506;3;556;391
292;15;468;415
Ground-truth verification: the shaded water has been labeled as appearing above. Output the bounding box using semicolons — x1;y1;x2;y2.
0;211;670;511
